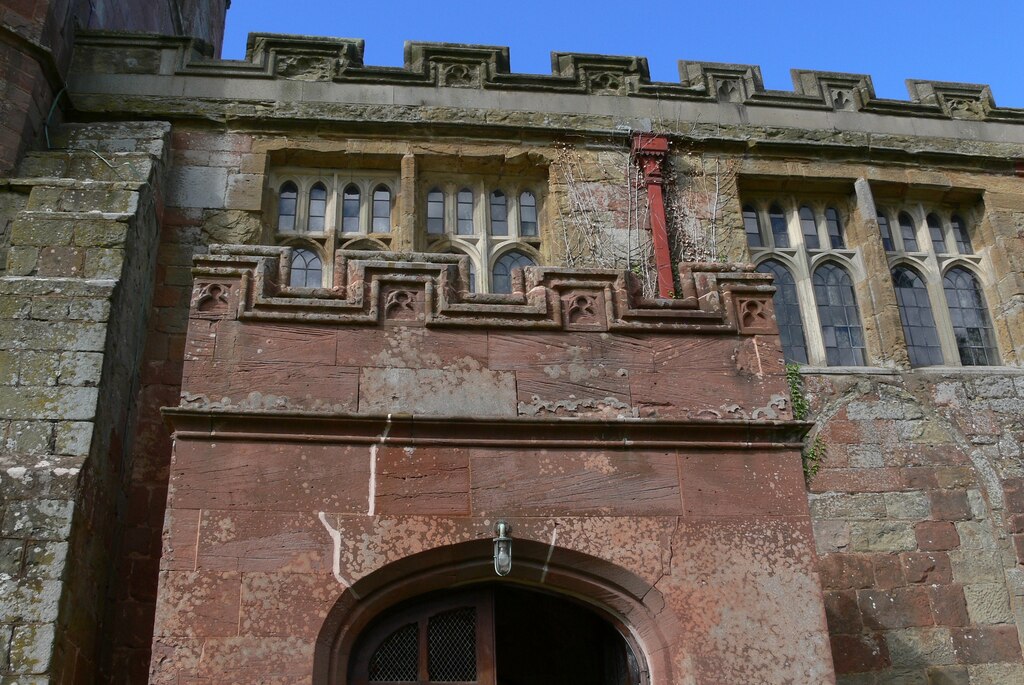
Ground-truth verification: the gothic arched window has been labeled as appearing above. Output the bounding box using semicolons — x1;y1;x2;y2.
492;250;535;294
489;191;508;236
308;182;327;232
892;265;943;367
898;212;919;252
290;248;322;288
457;189;475;235
943;267;998;365
799;206;819;250
342;184;361;233
743;205;763;248
768;204;790;248
372;185;391;233
278;181;298;231
427;189;445;234
519;191;538;236
813;262;866;366
757;259;808;364
825;207;845;249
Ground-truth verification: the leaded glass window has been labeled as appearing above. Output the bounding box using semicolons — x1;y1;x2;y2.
943;267;998;365
290;248;322;288
457;189;474;235
825;207;845;249
757;260;808;363
278;181;298;231
372;186;391;233
799;206;820;250
878;213;895;252
892;265;943;367
308;182;327;232
489;190;508;236
951;215;973;254
898;212;919;252
813;262;866;366
743;205;763;248
427;189;445;235
520;191;538;236
342;185;361;233
927;214;947;254
769;204;790;248
492;250;535;294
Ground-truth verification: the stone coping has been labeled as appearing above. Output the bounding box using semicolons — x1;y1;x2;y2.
69;31;1022;123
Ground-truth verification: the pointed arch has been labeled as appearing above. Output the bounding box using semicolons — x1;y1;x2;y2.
891;263;942;366
943;266;998;365
812;261;866;366
757;259;808;364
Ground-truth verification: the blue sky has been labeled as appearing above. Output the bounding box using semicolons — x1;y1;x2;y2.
222;1;1024;107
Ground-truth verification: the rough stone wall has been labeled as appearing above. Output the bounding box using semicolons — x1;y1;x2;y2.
806;371;1024;684
0;121;168;682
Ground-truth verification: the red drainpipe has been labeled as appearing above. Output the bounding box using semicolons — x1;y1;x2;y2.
631;133;674;298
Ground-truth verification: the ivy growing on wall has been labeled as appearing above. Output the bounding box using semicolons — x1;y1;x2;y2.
786;363;827;481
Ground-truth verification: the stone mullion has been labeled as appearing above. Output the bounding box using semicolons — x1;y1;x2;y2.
852;178;908;368
396;153;417;251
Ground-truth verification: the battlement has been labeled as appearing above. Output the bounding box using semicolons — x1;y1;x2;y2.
191;247;778;335
71;31;1021;123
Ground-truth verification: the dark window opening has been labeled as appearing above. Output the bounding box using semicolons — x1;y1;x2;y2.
350;586;640;685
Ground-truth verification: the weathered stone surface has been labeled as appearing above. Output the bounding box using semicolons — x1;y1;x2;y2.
359;367;518;416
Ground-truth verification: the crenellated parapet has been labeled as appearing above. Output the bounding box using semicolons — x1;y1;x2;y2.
190;246;778;335
70;31;1024;123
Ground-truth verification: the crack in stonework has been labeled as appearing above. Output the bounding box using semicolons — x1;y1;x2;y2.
368;414;393;516
318;512;357;593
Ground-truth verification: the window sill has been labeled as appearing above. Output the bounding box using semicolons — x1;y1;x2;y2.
798;365;1023;376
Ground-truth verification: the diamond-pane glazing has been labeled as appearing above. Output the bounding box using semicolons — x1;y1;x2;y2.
427;608;476;682
368;622;419;682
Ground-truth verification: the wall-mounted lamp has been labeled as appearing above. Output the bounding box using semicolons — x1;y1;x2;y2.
493;520;512;576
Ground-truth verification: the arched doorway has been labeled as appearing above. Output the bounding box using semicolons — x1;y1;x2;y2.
349;585;641;685
314;539;676;685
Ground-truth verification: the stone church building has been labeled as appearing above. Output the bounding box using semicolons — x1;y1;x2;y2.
2;1;1023;683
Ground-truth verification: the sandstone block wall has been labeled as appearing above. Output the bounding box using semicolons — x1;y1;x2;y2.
151;248;831;684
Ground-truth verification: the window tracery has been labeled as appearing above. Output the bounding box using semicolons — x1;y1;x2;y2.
875;203;996;366
423;177;543;293
746;197;861;366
